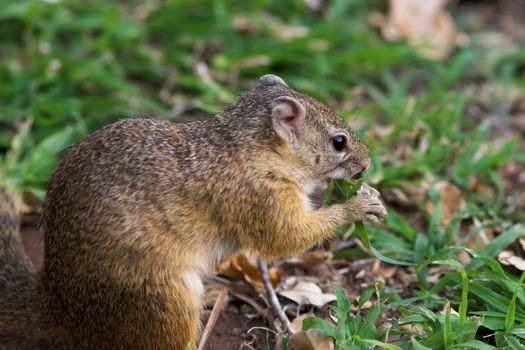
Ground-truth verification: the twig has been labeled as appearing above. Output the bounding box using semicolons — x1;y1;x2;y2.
197;288;228;350
257;256;295;334
229;291;270;320
208;273;280;331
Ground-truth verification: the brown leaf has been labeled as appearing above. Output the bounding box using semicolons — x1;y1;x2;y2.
372;259;398;279
498;250;525;271
217;252;281;289
355;299;373;311
437;299;459;316
288;329;334;350
372;0;464;59
426;181;465;227
290;312;316;334
286;250;330;268
399;323;425;334
278;281;336;307
464;224;494;252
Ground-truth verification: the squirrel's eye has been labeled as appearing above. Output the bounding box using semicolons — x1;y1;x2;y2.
332;135;347;152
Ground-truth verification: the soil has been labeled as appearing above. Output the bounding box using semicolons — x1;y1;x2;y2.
202;310;252;350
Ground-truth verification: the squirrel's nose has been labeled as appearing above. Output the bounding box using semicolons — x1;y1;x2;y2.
349;157;370;179
352;169;365;180
350;162;366;179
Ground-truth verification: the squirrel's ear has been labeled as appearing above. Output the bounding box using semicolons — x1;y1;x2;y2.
258;74;288;87
271;96;305;146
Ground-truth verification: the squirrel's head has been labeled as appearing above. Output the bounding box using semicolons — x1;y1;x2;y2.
254;74;370;184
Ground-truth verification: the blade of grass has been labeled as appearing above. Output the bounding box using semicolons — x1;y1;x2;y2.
469;284;525;322
459;269;469;326
302;317;337;338
505;335;525;350
451;340;498;350
505;271;525;333
478;225;525;257
357;337;402;350
443;301;452;348
411;338;433;350
354;222;414;266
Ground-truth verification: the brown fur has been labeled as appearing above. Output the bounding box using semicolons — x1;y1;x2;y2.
0;75;386;349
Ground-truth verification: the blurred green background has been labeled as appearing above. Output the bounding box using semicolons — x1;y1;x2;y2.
2;1;525;347
1;0;523;204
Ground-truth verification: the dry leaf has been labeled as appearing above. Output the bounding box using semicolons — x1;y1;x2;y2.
278;281;336;307
400;323;425;334
288;329;334;350
290;312;316;334
218;252;281;289
372;259;398;279
355;299;373;311
465;224;494;252
286;250;330;268
498;250;525;271
437;299;459;316
427;266;450;284
426;181;465;227
372;0;465;59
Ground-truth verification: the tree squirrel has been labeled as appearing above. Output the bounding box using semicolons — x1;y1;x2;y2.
0;75;387;349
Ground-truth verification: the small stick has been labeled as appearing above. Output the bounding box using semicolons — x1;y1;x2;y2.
257;257;295;334
229;291;270;320
197;288;228;350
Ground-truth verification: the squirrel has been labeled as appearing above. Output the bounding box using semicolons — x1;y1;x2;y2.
0;74;387;349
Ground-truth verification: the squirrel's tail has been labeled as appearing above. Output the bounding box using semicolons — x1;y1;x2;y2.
0;191;43;346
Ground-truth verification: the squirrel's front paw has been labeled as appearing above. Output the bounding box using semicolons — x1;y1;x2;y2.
345;184;387;225
361;197;387;225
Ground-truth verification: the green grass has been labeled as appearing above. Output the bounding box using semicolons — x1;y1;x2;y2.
1;0;524;348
